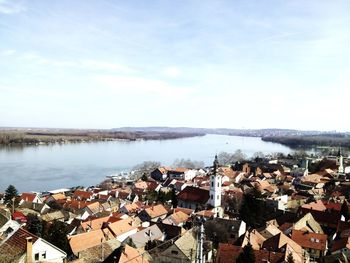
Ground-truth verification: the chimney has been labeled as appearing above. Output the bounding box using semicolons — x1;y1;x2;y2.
26;237;33;263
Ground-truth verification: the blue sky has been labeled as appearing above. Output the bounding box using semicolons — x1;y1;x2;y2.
1;0;350;131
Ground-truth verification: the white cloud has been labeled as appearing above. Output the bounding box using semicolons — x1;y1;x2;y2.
0;0;26;14
0;49;16;56
18;51;134;73
163;66;181;78
94;75;193;99
80;59;134;73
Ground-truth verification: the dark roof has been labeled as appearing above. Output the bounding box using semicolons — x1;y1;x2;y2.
177;186;209;204
0;213;8;228
331;237;350;252
153;222;182;240
216;243;285;263
298;207;341;228
0;228;39;260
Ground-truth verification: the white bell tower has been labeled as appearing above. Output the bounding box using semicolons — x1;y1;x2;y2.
338;148;344;174
209;155;222;210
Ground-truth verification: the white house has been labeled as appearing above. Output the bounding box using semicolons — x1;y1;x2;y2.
0;228;66;262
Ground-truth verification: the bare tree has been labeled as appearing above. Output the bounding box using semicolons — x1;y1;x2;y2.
173;158;204;169
131;161;161;180
218;150;247;165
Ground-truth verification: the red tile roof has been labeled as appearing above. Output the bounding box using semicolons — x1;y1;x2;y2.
12;211;27;223
216;243;285;263
291;230;327;251
73;190;93;200
177;186;209;204
20;192;37;202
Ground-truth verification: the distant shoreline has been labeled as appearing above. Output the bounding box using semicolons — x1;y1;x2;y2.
0;130;205;146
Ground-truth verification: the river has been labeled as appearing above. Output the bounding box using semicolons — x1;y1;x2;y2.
0;134;291;192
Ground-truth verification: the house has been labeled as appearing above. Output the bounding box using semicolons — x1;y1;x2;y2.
241;229;266;250
331;236;350;258
42;210;76;223
156;229;211;263
163;211;189;226
80;202;103;219
69;229;115;256
119;202;142;215
45;193;67;204
19;192;43;205
0;228;66;262
138;204;168;222
151;167;170;181
293;213;324;234
73;190;94;201
291;229;328;262
80;216;118;232
107;218;139;242
168;168;189;180
12;211;27;224
153;222;185;240
261;232;303;263
215;243;285;263
266;194;288;211
177;186;210;210
102;244;150;263
19;201;51;214
70;239;121;263
126;224;164;249
205;218;246;244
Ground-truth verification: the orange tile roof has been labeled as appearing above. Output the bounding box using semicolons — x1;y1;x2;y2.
174;207;194;215
301;200;327;211
69;230;110;255
291;230;327;251
218;167;236;178
51;193;66;200
81;216;111;232
119;244;149;263
123;202;141;213
144;204;168;219
195;210;215;218
165;211;189;225
108;218;137;237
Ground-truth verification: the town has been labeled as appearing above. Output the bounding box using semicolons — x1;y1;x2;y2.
1;149;350;263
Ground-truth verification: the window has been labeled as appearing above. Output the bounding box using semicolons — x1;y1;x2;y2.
171;250;178;255
217;195;219;200
211;195;213;200
217;182;219;187
35;253;39;261
211;182;213;187
42;252;46;259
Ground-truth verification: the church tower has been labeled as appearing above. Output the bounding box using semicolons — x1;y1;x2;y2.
338;148;344;174
209;155;222;212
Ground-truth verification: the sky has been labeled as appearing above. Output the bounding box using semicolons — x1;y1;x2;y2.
0;0;350;131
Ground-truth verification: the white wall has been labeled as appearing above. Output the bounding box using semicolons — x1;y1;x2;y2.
32;239;66;262
116;228;138;242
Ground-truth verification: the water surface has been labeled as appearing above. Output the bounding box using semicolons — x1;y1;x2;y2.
0;135;291;192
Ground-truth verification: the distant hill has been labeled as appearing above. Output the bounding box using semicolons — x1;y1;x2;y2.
112;126;328;137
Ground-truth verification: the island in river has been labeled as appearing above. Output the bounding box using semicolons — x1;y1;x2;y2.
0;128;204;146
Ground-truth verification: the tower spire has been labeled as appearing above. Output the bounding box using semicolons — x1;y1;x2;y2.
213;154;219;175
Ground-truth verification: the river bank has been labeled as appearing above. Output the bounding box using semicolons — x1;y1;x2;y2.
0;130;204;146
